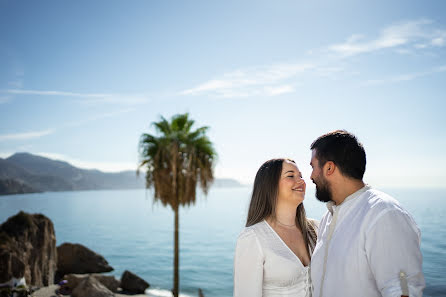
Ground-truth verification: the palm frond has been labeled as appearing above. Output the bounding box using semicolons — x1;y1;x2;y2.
138;113;216;208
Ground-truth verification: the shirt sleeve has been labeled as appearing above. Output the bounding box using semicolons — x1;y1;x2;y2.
233;229;264;297
316;212;329;242
365;209;425;297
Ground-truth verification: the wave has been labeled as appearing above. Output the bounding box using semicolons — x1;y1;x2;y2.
146;288;194;297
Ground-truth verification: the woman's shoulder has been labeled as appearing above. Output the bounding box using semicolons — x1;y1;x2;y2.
237;221;267;240
236;222;266;257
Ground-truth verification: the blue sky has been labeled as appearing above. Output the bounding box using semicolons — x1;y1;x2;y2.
1;0;445;188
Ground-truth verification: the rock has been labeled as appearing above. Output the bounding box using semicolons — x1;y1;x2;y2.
198;288;205;297
93;274;121;293
62;274;120;293
0;252;26;282
30;284;59;297
120;270;149;294
71;275;114;297
56;243;113;277
93;274;120;293
0;211;56;287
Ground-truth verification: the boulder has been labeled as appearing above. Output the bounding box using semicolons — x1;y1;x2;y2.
71;276;114;297
120;270;149;294
93;274;120;293
0;211;56;287
0;252;26;282
56;243;113;277
62;274;120;293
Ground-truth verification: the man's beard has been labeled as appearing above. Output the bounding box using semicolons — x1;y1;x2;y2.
315;177;332;203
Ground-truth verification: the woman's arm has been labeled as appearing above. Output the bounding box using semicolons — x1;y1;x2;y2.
233;229;264;297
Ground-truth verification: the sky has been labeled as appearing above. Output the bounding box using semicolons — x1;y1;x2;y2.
1;0;445;188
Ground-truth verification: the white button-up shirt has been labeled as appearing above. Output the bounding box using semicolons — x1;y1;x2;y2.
311;186;425;297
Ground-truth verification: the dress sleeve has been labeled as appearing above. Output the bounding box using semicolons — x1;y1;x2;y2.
233;228;264;297
364;209;425;297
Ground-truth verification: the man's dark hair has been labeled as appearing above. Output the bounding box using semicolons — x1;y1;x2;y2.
310;130;366;180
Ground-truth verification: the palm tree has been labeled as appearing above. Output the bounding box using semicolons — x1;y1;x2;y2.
137;113;216;297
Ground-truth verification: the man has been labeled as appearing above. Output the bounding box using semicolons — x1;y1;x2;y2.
309;130;425;297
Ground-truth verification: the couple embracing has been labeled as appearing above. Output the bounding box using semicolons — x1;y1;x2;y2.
233;130;425;297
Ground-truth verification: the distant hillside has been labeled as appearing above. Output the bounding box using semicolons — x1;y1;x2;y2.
0;153;243;195
212;178;246;187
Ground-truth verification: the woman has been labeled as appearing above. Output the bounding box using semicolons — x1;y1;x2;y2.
233;158;318;297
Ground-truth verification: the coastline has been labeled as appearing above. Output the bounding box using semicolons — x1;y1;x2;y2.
31;285;148;297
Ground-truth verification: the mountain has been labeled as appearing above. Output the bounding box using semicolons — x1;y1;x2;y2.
212;178;246;187
0;153;145;195
0;153;243;195
0;157;73;192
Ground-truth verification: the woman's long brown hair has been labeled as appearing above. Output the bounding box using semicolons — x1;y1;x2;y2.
246;158;317;256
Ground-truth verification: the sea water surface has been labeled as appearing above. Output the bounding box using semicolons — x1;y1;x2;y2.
0;187;444;297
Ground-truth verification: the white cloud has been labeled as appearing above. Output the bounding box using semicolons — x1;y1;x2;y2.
329;19;446;56
264;85;295;96
363;64;446;85
36;152;137;172
0;96;11;104
75;94;150;105
182;80;234;95
0;109;135;142
64;108;136;128
4;89;150;105
394;48;414;55
180;19;445;99
0;129;55;141
8;80;23;89
6;89;108;97
431;36;445;46
313;67;344;78
181;63;314;97
0;152;14;158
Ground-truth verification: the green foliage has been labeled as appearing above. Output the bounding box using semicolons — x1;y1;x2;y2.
138;113;217;209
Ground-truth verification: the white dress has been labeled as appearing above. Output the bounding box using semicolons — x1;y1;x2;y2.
233;220;313;297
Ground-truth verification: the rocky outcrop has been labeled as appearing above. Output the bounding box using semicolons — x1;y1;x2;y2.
56;243;113;278
0;211;57;287
61;273;120;293
93;274;120;292
71;276;114;297
0;253;26;283
0;178;37;195
120;270;150;294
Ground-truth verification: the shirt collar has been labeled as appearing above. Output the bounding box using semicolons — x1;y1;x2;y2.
326;185;371;215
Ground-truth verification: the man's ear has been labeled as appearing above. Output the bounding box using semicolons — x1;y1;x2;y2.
324;161;336;176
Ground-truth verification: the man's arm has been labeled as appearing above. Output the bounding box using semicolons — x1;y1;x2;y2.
365;209;425;297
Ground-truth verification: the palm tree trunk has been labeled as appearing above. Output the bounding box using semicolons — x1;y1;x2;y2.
173;205;179;297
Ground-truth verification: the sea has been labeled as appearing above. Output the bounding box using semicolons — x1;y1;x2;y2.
0;186;444;297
